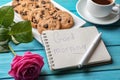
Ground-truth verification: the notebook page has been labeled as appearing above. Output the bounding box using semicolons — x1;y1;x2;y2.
42;27;111;70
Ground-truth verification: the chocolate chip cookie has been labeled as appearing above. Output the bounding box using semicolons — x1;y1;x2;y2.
53;11;74;29
37;17;61;33
13;0;37;20
28;8;51;28
36;0;55;10
49;7;60;15
12;0;23;8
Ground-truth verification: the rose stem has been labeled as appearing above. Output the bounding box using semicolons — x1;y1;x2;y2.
8;45;16;56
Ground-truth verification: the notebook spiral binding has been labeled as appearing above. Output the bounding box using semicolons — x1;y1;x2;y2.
42;33;55;68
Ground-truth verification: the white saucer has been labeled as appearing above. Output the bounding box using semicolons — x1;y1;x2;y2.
76;0;120;25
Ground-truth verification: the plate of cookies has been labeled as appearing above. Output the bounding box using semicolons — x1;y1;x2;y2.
3;0;86;44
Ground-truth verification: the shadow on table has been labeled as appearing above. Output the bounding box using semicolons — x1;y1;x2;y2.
38;60;112;80
38;76;47;80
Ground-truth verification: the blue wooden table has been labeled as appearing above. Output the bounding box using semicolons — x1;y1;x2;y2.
0;0;120;80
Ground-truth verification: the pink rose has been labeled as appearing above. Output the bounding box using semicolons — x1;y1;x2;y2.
9;51;44;80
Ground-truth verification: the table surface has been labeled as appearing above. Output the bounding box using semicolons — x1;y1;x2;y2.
0;0;120;80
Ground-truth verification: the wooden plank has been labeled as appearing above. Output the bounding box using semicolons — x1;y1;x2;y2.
1;70;120;80
0;0;11;5
9;39;44;51
38;70;120;80
0;46;120;78
54;0;78;11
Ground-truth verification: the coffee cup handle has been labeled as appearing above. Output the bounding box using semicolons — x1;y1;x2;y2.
112;4;120;15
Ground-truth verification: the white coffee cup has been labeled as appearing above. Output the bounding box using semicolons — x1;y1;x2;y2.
86;0;120;18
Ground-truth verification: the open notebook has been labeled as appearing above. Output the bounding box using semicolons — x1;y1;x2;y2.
41;26;111;70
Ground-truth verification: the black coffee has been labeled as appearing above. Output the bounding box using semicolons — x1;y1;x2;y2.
92;0;113;5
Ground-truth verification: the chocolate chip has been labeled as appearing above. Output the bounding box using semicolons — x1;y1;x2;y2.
31;17;34;22
53;16;57;19
18;3;20;5
41;1;46;4
15;10;18;13
44;24;48;28
54;10;57;13
20;11;27;16
20;11;22;14
55;7;60;11
32;17;38;24
43;5;46;8
40;15;43;18
41;10;44;15
35;25;37;28
34;20;38;24
68;20;70;23
59;18;62;21
45;8;50;11
50;13;54;15
36;5;39;8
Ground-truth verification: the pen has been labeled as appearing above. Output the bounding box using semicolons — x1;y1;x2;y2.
78;32;102;68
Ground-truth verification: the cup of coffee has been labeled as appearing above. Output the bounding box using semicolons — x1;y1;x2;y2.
86;0;120;17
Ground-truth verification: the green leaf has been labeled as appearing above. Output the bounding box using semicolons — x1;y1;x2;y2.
0;44;9;52
0;24;4;28
0;28;10;41
0;39;9;52
10;21;16;27
0;6;14;28
10;21;33;43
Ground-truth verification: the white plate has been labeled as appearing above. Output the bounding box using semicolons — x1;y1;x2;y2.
1;1;86;44
76;0;120;25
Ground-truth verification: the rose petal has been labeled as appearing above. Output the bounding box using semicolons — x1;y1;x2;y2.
9;55;22;77
23;54;43;63
16;58;43;78
16;56;44;69
8;69;15;77
22;65;39;79
11;55;22;67
24;54;43;61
